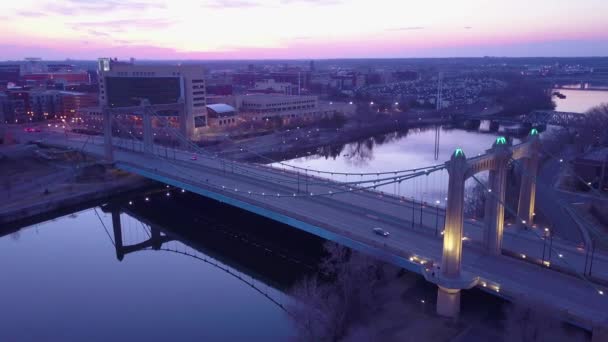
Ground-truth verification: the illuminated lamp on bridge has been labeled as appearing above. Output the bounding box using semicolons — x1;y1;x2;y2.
454;148;465;158
495;136;507;145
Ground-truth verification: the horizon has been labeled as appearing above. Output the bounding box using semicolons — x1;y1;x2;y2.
1;0;608;60
3;55;608;63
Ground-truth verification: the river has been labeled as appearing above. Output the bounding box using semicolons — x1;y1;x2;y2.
553;88;608;113
2;89;607;341
0;192;310;341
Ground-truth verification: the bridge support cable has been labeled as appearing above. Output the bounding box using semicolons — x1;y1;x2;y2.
111;116;448;199
142;113;443;188
114;117;445;191
150;113;443;178
146;112;440;189
93;207;116;247
155;247;291;315
106;214;291;313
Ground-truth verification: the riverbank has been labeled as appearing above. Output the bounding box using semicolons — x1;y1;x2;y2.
0;143;152;230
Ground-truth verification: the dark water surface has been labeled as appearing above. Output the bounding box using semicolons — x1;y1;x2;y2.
0;191;324;341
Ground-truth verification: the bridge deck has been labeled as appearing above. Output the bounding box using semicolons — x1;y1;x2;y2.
21;130;608;329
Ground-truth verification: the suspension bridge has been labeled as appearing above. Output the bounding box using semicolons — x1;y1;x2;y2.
13;104;608;339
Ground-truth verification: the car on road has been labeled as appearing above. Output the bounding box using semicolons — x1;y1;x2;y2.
372;227;390;237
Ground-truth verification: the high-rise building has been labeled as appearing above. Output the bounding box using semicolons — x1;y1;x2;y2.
98;58;207;139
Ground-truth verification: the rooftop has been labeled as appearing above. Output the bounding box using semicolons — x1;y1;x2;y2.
206;103;237;117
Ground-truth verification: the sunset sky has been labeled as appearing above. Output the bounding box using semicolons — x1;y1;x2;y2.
1;0;607;60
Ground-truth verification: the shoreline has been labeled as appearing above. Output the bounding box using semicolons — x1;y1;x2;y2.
0;171;153;231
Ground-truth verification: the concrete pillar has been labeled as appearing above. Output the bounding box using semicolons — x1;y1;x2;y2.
151;226;162;250
436;286;461;318
517;134;540;225
436;148;468;318
441;149;468;277
142;111;153;155
102;107;113;162
111;209;124;261
484;140;511;255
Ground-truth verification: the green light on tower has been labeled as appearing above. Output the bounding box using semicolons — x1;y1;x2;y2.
454;148;464;157
496;136;507;145
530;128;539;136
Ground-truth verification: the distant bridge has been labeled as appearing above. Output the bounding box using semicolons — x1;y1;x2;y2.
456;110;588;129
524;110;588;127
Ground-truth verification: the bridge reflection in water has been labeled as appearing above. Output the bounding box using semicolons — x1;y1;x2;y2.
100;193;327;313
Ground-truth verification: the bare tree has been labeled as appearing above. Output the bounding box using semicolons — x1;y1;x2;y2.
577;103;608;149
465;181;487;219
540;128;574;161
501;300;588;342
289;242;385;342
290;276;333;342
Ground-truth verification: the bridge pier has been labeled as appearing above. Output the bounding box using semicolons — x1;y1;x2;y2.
102;107;113;162
484;139;511;255
436;287;461;317
436;148;467;318
517;134;540;226
143;111;153;155
111;209;125;261
151;226;162;250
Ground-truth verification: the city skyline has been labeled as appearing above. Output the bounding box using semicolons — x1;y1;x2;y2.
1;0;608;60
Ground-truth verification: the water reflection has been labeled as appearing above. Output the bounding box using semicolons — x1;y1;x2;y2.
277;126;501;206
0;190;326;341
553;89;608;113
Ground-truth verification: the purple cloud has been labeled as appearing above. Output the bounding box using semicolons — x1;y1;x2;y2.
87;29;110;37
203;0;261;8
72;18;175;34
44;0;165;15
203;0;342;9
387;27;425;31
16;10;46;17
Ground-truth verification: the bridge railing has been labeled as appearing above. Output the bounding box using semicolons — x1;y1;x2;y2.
501;230;608;285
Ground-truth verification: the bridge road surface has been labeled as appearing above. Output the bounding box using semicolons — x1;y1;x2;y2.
12;128;608;328
21;129;608;281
